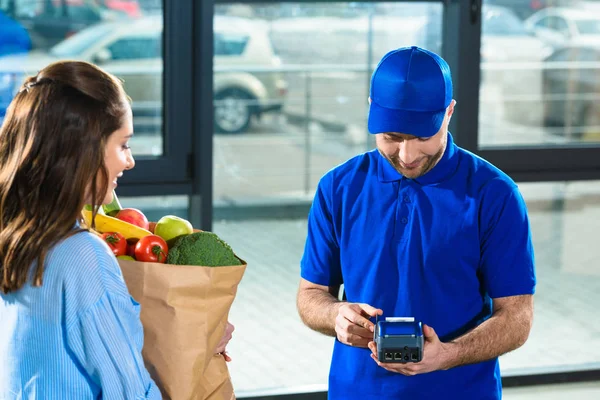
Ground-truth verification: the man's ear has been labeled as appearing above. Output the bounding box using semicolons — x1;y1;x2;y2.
447;99;456;119
446;99;456;125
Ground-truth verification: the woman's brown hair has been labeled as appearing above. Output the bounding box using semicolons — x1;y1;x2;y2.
0;61;129;294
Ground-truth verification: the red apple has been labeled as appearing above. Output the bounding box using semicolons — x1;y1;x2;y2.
115;208;149;230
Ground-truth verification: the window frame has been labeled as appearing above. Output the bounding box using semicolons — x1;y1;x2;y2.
117;0;195;197
0;0;194;198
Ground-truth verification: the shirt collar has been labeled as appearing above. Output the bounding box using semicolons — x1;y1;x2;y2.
377;132;459;185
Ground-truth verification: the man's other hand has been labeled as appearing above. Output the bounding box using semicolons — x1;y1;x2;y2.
335;303;383;348
368;324;452;374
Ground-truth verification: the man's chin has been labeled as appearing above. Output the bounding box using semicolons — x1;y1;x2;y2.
400;171;422;179
394;165;423;179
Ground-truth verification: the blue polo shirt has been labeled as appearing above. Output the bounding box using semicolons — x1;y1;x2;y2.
301;133;536;400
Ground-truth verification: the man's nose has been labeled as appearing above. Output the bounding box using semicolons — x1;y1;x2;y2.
398;142;419;165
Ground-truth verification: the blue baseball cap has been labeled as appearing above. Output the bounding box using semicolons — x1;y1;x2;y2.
368;46;453;138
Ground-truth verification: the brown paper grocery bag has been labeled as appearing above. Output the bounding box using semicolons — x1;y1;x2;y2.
118;259;246;400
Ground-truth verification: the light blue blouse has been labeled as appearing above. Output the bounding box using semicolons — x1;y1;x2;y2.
0;229;161;399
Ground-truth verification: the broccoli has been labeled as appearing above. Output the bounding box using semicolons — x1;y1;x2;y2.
166;231;242;267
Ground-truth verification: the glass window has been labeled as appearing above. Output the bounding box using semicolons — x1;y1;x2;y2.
534;16;548;29
214;33;249;56
482;7;528;36
108;37;161;60
500;181;600;373
0;0;164;157
547;16;570;33
61;5;103;21
573;19;600;35
212;2;443;396
479;0;600;148
49;23;115;57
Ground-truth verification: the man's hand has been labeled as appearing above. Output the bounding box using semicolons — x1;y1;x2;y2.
335;303;383;348
368;324;453;375
215;321;235;362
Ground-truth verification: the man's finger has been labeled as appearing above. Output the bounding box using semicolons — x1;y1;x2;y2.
346;323;374;338
336;314;372;338
349;337;372;347
357;303;383;317
367;341;378;357
370;354;413;375
340;305;375;331
423;324;437;341
339;332;371;348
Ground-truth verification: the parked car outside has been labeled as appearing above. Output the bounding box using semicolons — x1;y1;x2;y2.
525;7;600;50
419;5;551;126
480;5;552;126
103;0;141;18
542;45;600;140
0;15;287;134
578;0;600;12
485;0;581;20
213;15;287;133
1;0;138;50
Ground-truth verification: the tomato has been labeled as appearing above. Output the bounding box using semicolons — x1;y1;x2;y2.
126;238;138;258
134;235;168;263
101;232;127;257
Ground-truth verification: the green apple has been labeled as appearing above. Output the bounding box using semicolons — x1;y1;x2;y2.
117;255;135;261
154;215;194;242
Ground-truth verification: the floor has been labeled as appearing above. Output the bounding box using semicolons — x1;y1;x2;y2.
504;381;600;399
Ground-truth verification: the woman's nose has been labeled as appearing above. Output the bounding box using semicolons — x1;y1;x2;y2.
126;151;135;170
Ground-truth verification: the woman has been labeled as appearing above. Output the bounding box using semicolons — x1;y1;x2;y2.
0;61;160;399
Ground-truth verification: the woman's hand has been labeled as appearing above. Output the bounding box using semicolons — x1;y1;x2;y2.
215;321;235;362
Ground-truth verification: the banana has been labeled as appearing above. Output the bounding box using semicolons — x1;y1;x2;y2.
81;209;152;240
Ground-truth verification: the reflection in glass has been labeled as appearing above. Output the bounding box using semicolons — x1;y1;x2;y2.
481;0;600;147
0;0;164;156
213;1;442;203
213;15;287;135
501;181;600;373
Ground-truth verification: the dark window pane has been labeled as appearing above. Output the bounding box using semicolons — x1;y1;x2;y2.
214;33;249;56
108;37;161;60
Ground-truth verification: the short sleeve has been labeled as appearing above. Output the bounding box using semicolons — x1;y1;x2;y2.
301;175;343;286
66;293;161;400
479;180;536;298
